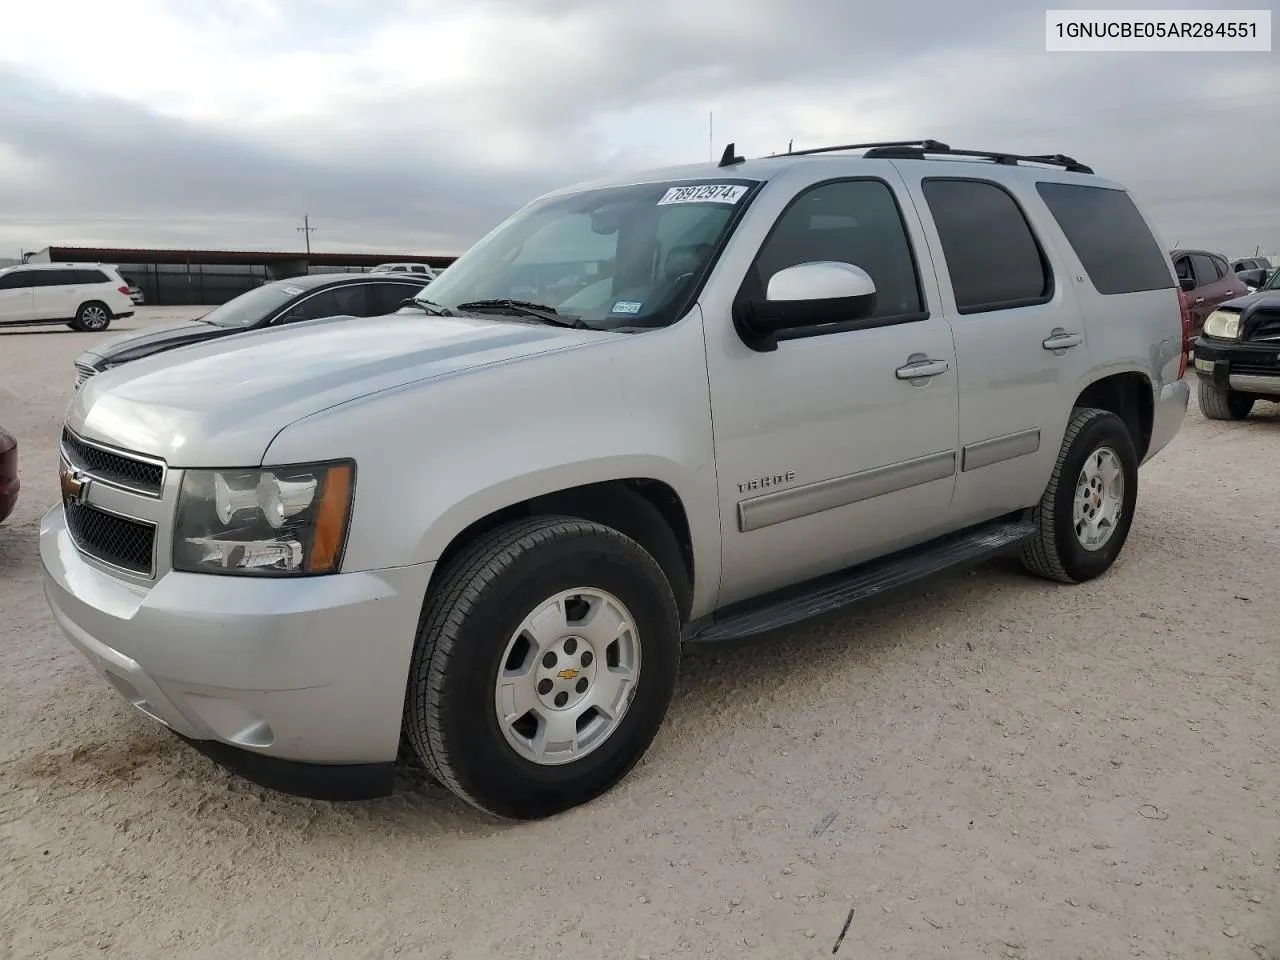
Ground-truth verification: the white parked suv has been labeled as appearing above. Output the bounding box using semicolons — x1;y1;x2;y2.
371;262;438;279
0;262;136;331
41;139;1189;820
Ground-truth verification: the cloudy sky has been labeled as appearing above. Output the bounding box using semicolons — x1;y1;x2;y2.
0;0;1276;260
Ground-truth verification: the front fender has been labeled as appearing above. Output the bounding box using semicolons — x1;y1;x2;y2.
263;310;723;618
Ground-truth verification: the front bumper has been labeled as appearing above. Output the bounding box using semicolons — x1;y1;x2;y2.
40;505;433;796
1192;337;1280;397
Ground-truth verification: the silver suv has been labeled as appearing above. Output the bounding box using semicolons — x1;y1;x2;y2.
41;139;1189;820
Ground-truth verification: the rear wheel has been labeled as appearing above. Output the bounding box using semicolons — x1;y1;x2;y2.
1197;379;1254;421
1021;407;1139;584
69;301;112;332
403;516;681;820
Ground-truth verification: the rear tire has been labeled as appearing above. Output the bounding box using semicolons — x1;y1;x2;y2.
70;301;112;332
403;516;681;820
1197;380;1254;420
1021;407;1139;584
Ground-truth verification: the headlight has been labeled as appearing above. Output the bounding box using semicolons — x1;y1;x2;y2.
1203;309;1242;341
173;460;354;576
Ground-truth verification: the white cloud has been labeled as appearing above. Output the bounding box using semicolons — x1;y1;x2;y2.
0;0;1275;258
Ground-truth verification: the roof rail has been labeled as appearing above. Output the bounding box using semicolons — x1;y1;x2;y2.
776;139;952;158
861;143;1094;174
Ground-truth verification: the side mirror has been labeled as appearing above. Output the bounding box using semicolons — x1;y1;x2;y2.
733;262;877;352
1178;276;1197;293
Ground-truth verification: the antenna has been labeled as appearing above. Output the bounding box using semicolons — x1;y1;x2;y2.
718;142;745;167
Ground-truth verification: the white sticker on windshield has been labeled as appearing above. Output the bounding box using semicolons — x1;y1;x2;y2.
281;285;305;296
657;183;748;206
611;300;643;315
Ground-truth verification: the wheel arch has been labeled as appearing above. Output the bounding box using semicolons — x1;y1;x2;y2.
1072;370;1154;462
427;470;699;622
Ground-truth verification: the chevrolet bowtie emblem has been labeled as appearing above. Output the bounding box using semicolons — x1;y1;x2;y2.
60;465;90;505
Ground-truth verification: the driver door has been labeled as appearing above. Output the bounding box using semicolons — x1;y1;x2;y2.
702;172;961;607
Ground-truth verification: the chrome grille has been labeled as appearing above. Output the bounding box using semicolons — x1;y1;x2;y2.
64;501;156;576
74;362;98;388
61;429;165;496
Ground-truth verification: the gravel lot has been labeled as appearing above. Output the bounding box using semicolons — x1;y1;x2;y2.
2;308;1278;960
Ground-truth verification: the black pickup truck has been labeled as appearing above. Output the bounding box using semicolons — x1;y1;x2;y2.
1193;268;1280;420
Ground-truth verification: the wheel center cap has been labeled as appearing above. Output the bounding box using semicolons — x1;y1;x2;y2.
534;635;597;711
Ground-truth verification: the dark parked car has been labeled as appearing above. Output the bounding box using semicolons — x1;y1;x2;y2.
1192;266;1280;420
1231;256;1274;291
1172;248;1250;344
73;272;431;388
0;427;18;525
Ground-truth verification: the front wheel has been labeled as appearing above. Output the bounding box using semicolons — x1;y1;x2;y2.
1021;407;1139;584
70;301;112;332
403;516;681;820
1197;379;1254;421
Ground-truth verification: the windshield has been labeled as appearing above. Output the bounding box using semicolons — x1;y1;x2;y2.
419;178;758;330
201;282;300;328
1264;265;1280;290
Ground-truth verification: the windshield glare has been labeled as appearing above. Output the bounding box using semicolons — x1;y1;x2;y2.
420;179;756;330
202;283;298;328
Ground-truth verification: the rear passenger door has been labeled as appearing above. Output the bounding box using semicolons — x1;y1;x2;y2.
30;268;79;320
899;173;1093;527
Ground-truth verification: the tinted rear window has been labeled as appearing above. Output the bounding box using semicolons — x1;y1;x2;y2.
1035;182;1174;295
921;178;1050;314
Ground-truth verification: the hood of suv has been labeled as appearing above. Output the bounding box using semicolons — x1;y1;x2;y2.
77;317;237;369
69;312;611;466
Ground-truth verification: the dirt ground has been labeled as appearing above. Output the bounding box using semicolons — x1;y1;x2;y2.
1;308;1278;960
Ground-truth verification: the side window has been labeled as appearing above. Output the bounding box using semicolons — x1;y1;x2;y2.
74;269;109;285
745;178;924;322
1212;255;1230;279
1173;257;1192;283
0;271;33;290
922;178;1050;313
26;270;66;287
1034;181;1174;294
1189;254;1219;285
369;283;417;315
282;289;348;323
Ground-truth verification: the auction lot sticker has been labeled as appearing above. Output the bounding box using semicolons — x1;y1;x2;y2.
657;184;749;205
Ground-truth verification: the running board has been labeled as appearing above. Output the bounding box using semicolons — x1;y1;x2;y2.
685;517;1037;644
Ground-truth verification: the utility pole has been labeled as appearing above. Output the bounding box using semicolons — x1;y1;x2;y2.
708;111;713;162
297;215;316;256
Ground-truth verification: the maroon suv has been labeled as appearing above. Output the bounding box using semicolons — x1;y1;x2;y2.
0;427;18;524
1172;248;1250;342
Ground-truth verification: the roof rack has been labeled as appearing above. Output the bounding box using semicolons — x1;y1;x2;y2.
860;143;1094;174
783;139;953;158
717;139;1094;174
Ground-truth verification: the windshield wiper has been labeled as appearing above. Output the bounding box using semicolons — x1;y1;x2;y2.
455;298;588;329
398;296;453;316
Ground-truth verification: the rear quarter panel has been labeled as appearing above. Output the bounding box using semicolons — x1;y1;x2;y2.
262;312;724;618
1023;173;1183;414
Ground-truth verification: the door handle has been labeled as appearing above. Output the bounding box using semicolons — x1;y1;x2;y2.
1042;329;1083;351
895;358;950;380
1194;297;1205;304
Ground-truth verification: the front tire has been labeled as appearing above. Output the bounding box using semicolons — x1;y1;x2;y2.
1021;407;1139;584
403;516;681;820
70;301;112;332
1197;379;1254;420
